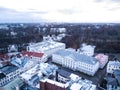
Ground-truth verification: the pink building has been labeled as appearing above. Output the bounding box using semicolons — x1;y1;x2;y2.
95;54;108;69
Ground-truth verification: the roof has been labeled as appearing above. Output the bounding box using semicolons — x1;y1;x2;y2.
3;55;9;60
95;54;108;63
80;43;95;51
69;73;79;81
114;70;120;76
41;78;69;88
22;51;44;58
11;57;27;68
8;45;17;52
57;68;71;78
22;85;39;90
54;49;72;57
0;54;3;59
54;49;98;65
0;65;19;75
3;77;24;90
0;73;6;80
70;83;82;90
112;55;120;61
108;61;120;66
114;70;120;85
28;41;65;52
29;75;39;84
107;77;118;86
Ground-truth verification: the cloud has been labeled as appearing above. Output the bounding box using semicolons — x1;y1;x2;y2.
94;0;120;11
95;0;120;3
109;0;120;2
0;0;120;23
57;9;81;15
0;7;44;23
94;0;104;2
107;6;120;11
0;7;18;13
26;9;48;14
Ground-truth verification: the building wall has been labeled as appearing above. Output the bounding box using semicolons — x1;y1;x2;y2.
52;53;99;76
95;54;108;69
58;74;69;83
107;85;120;90
107;61;120;74
77;61;99;76
40;80;68;90
0;68;22;86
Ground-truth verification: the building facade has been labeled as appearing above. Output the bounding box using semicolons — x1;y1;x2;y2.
52;49;99;76
107;61;120;74
40;79;68;90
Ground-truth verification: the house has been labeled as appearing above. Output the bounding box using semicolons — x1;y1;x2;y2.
102;70;120;90
10;54;37;72
0;65;22;86
0;53;38;87
56;69;79;83
22;51;47;63
112;55;120;61
20;63;58;87
56;69;71;83
20;64;43;87
95;54;108;69
8;45;18;53
52;49;99;76
113;70;120;86
0;54;9;68
11;56;27;68
66;48;76;52
77;43;95;56
40;73;96;90
107;61;120;74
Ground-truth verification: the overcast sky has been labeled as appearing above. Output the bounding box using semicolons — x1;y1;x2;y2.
0;0;120;23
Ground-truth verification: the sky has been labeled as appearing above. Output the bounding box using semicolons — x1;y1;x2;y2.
0;0;120;23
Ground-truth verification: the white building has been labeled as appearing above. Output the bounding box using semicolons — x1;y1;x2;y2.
0;65;22;86
77;43;95;56
22;51;47;63
95;54;108;69
11;55;37;72
8;45;18;53
107;61;120;74
20;64;42;87
27;41;65;57
20;63;58;87
66;48;76;52
0;55;37;87
40;72;96;90
52;49;99;76
56;69;80;83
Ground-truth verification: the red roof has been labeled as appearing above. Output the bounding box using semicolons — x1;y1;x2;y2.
4;54;9;60
0;55;3;59
22;51;44;58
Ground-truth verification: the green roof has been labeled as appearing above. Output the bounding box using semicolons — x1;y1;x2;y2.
3;77;24;90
